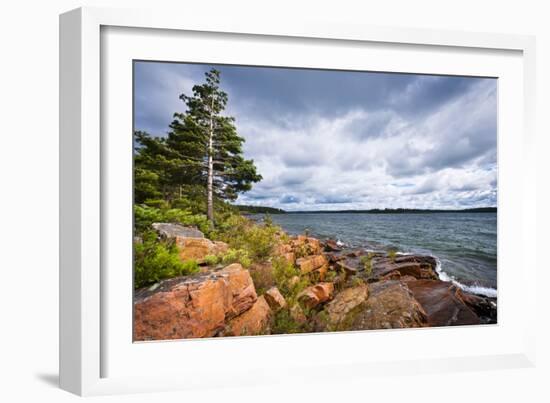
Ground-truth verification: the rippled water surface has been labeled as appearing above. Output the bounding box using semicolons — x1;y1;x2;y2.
259;213;497;295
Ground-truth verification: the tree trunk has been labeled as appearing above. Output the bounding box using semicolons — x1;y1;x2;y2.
206;96;215;223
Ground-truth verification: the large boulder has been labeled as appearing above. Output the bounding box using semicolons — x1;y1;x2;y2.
456;289;497;324
152;223;204;239
405;280;480;326
297;282;334;309
133;263;257;341
223;296;272;336
317;283;369;331
296;254;328;275
350;280;428;330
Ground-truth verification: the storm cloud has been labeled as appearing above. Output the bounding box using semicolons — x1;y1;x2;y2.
134;61;497;211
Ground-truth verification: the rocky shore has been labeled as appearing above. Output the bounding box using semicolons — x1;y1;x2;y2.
134;223;497;341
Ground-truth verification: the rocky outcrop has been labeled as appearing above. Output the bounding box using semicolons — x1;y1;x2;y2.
296;254;328;275
370;255;439;281
264;287;286;311
175;237;229;263
152;223;205;239
317;283;369;331
133;263;256;340
291;235;322;256
223;296;272;336
404;279;480;326
297;282;334;309
350;280;428;329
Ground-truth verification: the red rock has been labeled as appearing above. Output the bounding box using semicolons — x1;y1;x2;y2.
223;296;272;336
264;287;286;311
297;282;334;309
324;239;342;252
296;254;328;275
405;280;480;326
291;236;322;256
133;264;257;341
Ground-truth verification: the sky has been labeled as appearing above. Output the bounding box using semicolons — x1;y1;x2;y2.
134;61;497;211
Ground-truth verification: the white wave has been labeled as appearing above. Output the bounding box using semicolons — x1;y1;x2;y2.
434;258;497;298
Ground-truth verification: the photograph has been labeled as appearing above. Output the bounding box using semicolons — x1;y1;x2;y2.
132;61;498;341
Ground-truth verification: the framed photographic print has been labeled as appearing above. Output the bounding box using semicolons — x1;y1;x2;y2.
60;7;537;396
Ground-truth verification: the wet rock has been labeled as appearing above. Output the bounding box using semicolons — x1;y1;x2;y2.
324;239;342;252
133;263;257;341
351;280;428;330
264;287;286;312
456;289;497;324
371;255;439;281
297;282;334;309
404;280;480;326
152;222;204;239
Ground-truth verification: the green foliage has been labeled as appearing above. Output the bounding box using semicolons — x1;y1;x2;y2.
359;253;374;277
271;308;304;335
248;263;276;295
272;258;309;304
203;254;220;266
134;204;211;236
387;249;398;262
215;214;281;262
220;248;252;268
134;232;199;289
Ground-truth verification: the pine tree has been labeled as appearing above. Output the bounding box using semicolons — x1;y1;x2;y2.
167;69;262;222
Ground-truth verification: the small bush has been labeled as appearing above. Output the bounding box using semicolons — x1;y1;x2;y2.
203;254;220;266
359;253;374;276
387;248;398;262
271;307;304;334
249;263;276;295
221;248;252;268
215;214;281;263
134;231;199;289
134;204;211;236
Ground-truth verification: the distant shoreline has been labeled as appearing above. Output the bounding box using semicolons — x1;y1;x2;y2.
235;206;497;215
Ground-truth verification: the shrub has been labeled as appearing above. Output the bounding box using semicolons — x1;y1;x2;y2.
272;258;309;304
134;204;211;236
215;214;281;263
387;248;398;262
271;307;305;335
203;254;220;266
359;253;374;277
248;263;276;295
134;231;199;289
221;248;252;268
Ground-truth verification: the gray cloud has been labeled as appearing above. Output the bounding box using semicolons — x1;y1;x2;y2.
134;61;497;210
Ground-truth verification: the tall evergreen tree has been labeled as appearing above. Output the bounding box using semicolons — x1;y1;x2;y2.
167;69;262;222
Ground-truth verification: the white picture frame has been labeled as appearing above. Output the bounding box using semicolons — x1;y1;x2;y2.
59;6;537;396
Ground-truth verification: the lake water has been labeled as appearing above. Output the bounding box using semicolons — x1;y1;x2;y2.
256;212;497;298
